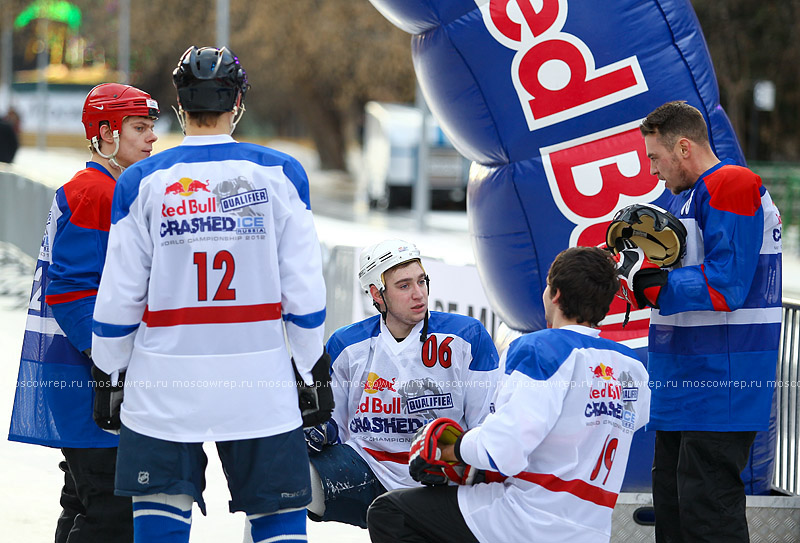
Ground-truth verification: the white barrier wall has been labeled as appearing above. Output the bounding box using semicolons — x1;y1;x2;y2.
0;169;52;259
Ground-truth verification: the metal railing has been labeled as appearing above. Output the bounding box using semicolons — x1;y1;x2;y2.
776;298;800;495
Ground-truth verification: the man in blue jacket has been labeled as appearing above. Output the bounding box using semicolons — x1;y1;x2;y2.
616;101;782;542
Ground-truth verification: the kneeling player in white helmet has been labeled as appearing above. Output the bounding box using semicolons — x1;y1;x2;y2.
304;239;500;528
368;246;651;543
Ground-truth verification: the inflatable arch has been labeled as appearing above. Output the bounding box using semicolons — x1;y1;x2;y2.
370;0;774;494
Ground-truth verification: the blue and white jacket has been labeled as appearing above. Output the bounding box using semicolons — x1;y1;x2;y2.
648;160;782;431
9;163;119;448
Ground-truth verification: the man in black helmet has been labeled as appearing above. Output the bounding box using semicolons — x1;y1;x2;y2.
91;46;330;543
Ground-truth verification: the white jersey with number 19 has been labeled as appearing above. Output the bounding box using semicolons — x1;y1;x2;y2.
457;326;650;543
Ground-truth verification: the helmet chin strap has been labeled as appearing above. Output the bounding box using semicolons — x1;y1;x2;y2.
374;291;388;323
419;275;430;343
91;130;124;171
173;105;187;135
230;103;245;134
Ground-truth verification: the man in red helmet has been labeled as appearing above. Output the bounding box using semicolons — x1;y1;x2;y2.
8;82;159;543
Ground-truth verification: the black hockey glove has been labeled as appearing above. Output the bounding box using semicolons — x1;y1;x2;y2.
90;365;125;433
293;350;334;428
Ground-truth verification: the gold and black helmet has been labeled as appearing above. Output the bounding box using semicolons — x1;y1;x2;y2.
606;203;687;267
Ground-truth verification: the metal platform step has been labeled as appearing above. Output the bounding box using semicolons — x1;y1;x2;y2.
611;492;800;542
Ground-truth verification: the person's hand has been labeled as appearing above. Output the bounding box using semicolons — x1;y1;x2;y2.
304;420;338;454
613;240;668;309
293;350;334;427
439;443;457;462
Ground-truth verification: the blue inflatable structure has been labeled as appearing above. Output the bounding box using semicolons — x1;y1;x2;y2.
370;0;774;494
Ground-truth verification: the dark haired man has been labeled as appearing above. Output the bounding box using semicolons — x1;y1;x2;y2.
91;46;329;543
618;100;782;542
367;246;650;543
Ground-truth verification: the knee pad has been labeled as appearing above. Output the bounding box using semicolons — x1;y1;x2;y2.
132;493;192;543
307;462;326;517
247;508;306;543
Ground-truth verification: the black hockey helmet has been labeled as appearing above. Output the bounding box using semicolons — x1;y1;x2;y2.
172;46;249;112
606;203;687;267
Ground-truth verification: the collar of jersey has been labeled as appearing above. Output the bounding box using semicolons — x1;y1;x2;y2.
180;134;236;146
379;316;426;354
556;324;600;337
85;160;115;180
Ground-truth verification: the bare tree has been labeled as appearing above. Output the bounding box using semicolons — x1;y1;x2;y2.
18;2;799;165
692;0;800;161
234;0;416;170
1;0;414;171
120;0;416;171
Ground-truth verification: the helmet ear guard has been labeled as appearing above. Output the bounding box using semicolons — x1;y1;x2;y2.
606;203;687;267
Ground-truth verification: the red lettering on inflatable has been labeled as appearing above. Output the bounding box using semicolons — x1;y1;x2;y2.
520;39;639;119
548;127;656;220
490;0;522;41
541;122;664;246
575;221;609;247
481;0;647;129
490;0;560;41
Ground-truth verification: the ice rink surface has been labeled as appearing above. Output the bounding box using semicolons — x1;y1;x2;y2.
0;298;371;542
2;141;799;541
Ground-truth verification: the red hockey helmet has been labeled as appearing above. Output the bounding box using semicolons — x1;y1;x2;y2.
81;83;159;141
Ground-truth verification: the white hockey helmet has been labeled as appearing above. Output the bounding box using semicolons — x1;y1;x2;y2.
358;239;423;294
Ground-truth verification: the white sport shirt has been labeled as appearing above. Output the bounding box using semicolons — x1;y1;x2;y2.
326;311;500;490
92;135;326;442
457;326;650;543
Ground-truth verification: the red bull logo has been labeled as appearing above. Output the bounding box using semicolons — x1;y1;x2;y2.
480;0;647;130
482;17;661;342
541;123;664;339
164;177;211;197
364;372;397;394
357;396;402;414
163;178;216;217
591;363;616;381
590;382;622;401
